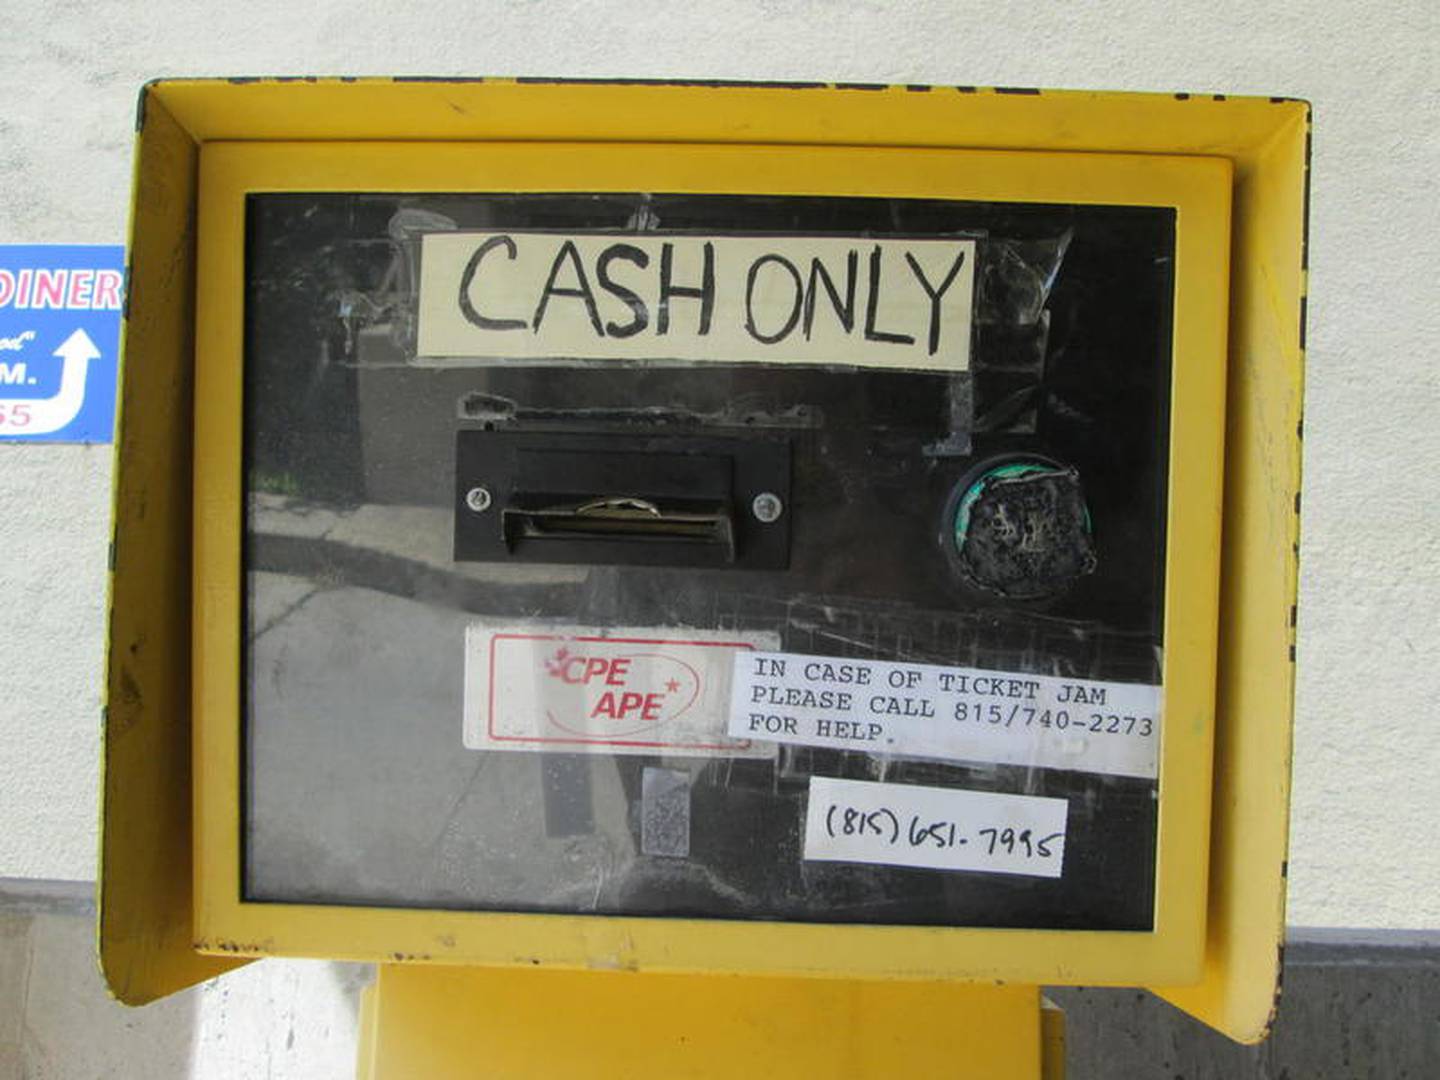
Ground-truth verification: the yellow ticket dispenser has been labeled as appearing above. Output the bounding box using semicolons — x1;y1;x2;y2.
101;79;1308;1078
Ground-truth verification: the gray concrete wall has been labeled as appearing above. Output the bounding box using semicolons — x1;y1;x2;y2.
1052;933;1440;1079
0;882;366;1080
2;1;1438;1075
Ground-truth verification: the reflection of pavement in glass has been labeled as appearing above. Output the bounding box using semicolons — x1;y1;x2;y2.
248;493;588;588
245;569;637;913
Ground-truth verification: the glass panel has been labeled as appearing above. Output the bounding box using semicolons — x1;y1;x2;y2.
242;192;1173;930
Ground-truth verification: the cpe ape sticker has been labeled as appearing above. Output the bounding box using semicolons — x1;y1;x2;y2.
464;623;778;759
418;232;976;372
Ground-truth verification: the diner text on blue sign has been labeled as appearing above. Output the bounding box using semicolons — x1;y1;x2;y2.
0;244;123;443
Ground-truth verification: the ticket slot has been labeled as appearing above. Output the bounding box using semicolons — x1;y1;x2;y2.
454;430;791;569
502;495;736;557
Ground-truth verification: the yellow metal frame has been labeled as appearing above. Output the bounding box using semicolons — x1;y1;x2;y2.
190;140;1229;988
102;80;1307;1045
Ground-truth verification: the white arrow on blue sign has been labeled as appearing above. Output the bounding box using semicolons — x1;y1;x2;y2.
0;244;123;443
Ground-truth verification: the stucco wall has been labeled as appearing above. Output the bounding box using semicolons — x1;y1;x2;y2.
0;0;1435;937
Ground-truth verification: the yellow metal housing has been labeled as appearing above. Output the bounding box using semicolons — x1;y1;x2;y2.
103;80;1307;1046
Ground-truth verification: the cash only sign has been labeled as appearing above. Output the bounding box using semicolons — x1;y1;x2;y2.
417;232;977;371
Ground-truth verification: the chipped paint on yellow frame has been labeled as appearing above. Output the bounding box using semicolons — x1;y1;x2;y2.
192;139;1231;987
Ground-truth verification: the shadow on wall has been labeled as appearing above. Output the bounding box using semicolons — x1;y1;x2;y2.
0;878;370;1080
1051;929;1440;1080
0;884;194;1078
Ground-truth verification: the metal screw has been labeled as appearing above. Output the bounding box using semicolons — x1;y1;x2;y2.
751;492;784;523
465;486;492;513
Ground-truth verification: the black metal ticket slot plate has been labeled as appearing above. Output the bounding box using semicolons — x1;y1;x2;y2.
453;429;791;569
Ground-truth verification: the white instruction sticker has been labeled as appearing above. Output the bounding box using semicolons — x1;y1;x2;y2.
729;651;1160;779
464;624;777;758
804;776;1068;878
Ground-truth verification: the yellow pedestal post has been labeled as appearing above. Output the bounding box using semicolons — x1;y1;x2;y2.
357;965;1057;1079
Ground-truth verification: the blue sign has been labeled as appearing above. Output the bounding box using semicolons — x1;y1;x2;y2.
0;244;123;443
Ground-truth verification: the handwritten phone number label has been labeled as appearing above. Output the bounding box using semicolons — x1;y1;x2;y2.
729;650;1162;779
803;777;1068;878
